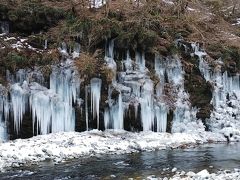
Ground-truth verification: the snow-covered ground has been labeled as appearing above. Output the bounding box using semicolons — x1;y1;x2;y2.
147;169;240;180
0;130;230;172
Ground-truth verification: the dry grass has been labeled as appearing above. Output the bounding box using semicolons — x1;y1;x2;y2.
75;49;102;78
2;0;240;59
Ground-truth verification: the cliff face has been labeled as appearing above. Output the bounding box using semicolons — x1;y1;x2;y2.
0;0;240;141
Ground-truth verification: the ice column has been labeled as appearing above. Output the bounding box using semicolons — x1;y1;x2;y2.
50;68;80;105
30;90;52;134
0;85;9;141
104;108;110;129
124;50;133;71
192;43;211;81
140;79;154;131
105;39;117;82
91;78;102;129
155;55;165;96
0;21;9;34
44;39;48;50
73;43;80;58
155;104;168;132
136;52;146;72
85;86;89;130
10;82;29;134
104;92;124;130
112;93;124;129
105;39;116;66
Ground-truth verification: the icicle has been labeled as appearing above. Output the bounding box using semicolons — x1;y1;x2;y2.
0;85;9;141
9;68;45;85
105;39;115;64
30;82;75;135
73;43;80;58
124;50;133;71
85;86;89;131
0;21;9;34
155;55;165;96
165;56;183;85
155;104;168;132
112;93;124;129
134;103;138;120
90;78;102;129
105;39;117;82
140;79;154;131
44;39;48;50
60;42;68;55
136;52;145;72
0;121;7;141
50;68;80;105
10;82;29;134
104;108;110;129
30;90;52;135
105;92;124;130
191;43;211;81
16;69;27;84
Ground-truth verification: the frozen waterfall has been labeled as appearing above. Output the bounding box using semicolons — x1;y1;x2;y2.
2;58;81;136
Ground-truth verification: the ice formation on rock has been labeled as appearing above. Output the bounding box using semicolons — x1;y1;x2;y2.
90;78;102;129
30;83;76;135
44;39;48;50
0;56;81;137
155;104;168;132
72;43;80;58
191;43;210;81
0;21;9;34
0;85;9;141
50;66;80;106
124;50;133;71
7;68;45;85
104;41;195;132
135;52;146;72
140;79;154;131
104;90;124;130
1;37;239;141
10;82;29;134
192;42;240;139
85;86;89;131
90;0;106;8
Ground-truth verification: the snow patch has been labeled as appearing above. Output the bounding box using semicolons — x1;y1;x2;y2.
0;130;227;171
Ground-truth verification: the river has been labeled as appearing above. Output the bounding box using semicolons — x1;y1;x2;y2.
0;143;239;179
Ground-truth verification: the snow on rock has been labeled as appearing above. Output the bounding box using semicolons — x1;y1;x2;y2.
232;18;240;26
0;130;227;171
191;42;240;142
169;169;240;180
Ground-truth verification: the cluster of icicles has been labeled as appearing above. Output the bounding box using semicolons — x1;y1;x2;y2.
191;43;240;109
104;40;199;133
0;44;81;141
2;39;239;141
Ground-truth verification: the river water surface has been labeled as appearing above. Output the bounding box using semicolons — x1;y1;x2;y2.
0;143;239;179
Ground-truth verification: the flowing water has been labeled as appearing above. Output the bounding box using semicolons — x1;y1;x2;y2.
0;143;239;179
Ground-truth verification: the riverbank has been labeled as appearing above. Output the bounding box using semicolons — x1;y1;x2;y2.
0;141;239;179
168;169;240;180
0;129;233;172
